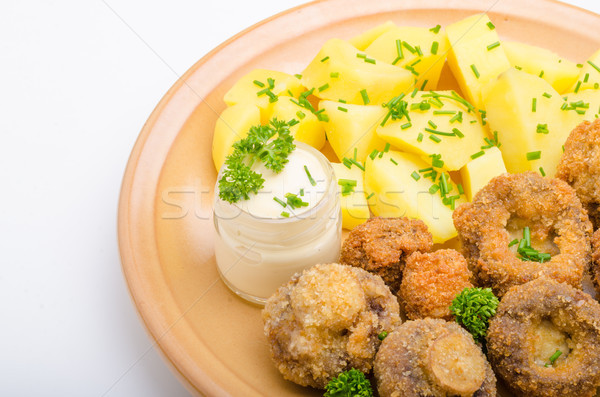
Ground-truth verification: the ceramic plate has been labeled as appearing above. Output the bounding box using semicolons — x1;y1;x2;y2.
118;0;600;395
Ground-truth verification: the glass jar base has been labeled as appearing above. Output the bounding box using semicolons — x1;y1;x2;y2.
217;265;267;306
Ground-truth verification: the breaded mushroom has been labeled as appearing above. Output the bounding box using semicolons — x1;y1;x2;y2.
592;229;600;297
374;318;496;397
487;277;600;397
399;249;473;320
557;118;600;229
453;172;592;297
262;263;401;389
340;217;433;294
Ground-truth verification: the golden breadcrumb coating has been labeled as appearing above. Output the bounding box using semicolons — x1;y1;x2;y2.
592;229;600;297
557;118;600;229
374;318;496;397
453;171;592;297
262;263;401;389
399;249;473;320
340;217;433;294
487;277;600;397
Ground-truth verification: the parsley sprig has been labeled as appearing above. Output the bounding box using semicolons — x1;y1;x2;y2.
218;118;297;203
450;287;499;341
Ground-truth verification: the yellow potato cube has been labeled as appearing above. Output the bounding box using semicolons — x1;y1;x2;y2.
365;26;450;90
483;68;577;177
503;41;579;94
376;90;489;171
261;96;326;150
223;69;305;109
365;150;464;243
460;146;507;201
446;14;510;109
330;163;370;229
349;21;396;51
212;102;261;171
570;49;600;92
319;100;388;162
301;38;414;105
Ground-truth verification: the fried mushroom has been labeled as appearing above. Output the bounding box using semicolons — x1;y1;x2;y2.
453;171;592;297
340;217;433;294
487;277;600;397
557;118;600;229
399;249;473;320
262;263;401;389
374;318;496;396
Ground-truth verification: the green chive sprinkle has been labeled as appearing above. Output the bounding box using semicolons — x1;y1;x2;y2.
369;149;379;160
304;165;317;186
452;128;464;138
356;53;366;59
367;192;375;199
543;92;552;98
411;171;420;181
296;111;306;120
433;110;456;115
426;128;454;136
403;41;416;54
417;133;423;142
508;239;519;247
428;120;437;129
429;135;442;143
588;60;600;73
532;98;537;112
526;151;541;161
330;72;339;78
457;184;464;195
471;151;485;159
415;46;423;57
320;56;329;62
360;89;370;105
384;143;391;152
429;184;440;194
337;106;348;112
431;41;439;55
294;74;302;79
487;21;495;30
338;99;347;103
539;167;546;176
253;80;265;87
539;70;545;78
545;350;562;367
584;73;590;83
487;41;500;51
318;83;329;92
364;57;376;64
536;123;549;134
273;197;287;207
471;64;480;79
574;81;582;93
390;158;398;165
430;24;441;34
395;39;404;60
281;211;290;217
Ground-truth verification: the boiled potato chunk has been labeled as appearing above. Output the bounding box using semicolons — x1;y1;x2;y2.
460;146;507;201
376;91;488;171
503;41;579;94
349;21;396;51
570;49;600;92
301;38;414;105
365;26;450;90
320;100;387;162
212;102;261;171
331;163;370;229
365;151;462;243
262;96;326;150
446;14;510;109
224;69;305;109
483;68;576;177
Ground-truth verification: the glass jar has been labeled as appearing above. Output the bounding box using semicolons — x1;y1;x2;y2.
213;142;342;305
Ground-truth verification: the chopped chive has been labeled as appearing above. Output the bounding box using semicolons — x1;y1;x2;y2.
383;143;391;152
392;56;402;65
430;154;444;168
574;80;582;93
539;167;546;176
337;106;348;112
253;80;265;87
487;21;495;30
367;192;375;199
419;167;433;172
471;151;485;159
356;53;366;59
449;111;463;124
584;73;590;83
338;99;347;103
526;151;541;160
349;158;365;171
369;149;379;160
417;133;423;142
430;24;441;34
287;89;294;97
411;171;421;181
353;147;358;160
434;110;456;115
304;165;317;186
395;39;404;60
429;184;440;194
360;89;370;105
431;41;439;55
390;158;398;165
588;60;600;73
267;78;275;89
402;41;416;54
338;178;357;196
532;98;537;112
429;135;442;143
273;197;287;207
294;74;302;79
411;87;419;98
299;188;304;196
318;83;330;92
415;46;423;56
420;79;429;90
330;72;339;78
452;128;464;138
281;211;290;218
536;123;549;134
320;56;329;62
542;92;552;98
515;65;522;70
487;41;500;51
470;64;480;79
425;128;454;136
577;63;583;68
296;111;306;120
428;120;438;129
508;239;519;247
539;70;545;78
457;184;464;195
364;57;376;64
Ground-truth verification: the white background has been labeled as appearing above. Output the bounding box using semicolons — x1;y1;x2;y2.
1;1;598;396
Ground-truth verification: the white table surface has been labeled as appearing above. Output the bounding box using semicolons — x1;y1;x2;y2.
1;0;598;396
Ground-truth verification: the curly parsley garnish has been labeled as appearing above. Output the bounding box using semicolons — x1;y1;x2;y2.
218;118;297;203
324;369;373;397
450;287;499;341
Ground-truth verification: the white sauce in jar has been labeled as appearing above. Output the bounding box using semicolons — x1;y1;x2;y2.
213;142;342;304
